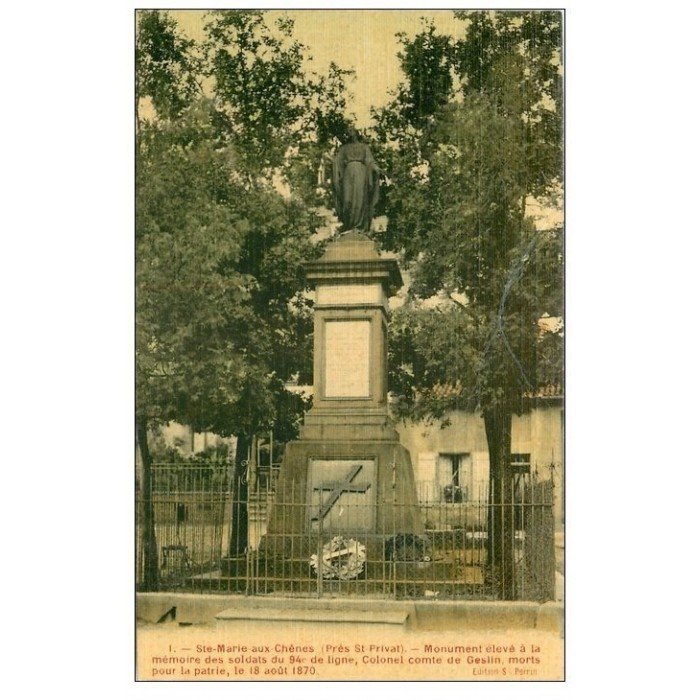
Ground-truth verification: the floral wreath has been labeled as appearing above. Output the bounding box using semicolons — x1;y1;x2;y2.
310;536;366;580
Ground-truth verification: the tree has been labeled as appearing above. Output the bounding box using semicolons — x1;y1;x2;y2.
136;10;350;587
135;10;202;123
372;11;563;598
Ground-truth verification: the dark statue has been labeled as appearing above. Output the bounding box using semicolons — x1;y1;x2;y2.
332;127;381;233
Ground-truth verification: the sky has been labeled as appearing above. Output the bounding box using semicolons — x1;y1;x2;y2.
169;9;468;128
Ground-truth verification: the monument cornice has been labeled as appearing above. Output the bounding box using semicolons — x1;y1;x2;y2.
304;257;403;296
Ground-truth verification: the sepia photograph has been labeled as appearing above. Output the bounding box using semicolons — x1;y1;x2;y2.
9;1;700;696
135;7;564;681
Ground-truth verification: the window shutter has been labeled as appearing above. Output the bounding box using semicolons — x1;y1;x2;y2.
458;454;473;495
416;452;438;501
437;454;453;488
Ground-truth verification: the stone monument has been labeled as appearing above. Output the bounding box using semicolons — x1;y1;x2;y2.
258;231;425;589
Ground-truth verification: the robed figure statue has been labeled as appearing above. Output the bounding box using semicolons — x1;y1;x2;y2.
332;127;381;233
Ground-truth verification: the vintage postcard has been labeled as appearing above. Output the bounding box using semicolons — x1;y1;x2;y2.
135;7;564;681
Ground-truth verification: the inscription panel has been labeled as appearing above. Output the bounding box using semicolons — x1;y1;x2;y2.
324;319;371;397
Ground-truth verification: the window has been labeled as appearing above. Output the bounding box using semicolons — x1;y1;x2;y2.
438;453;471;502
511;453;531;474
449;455;460;486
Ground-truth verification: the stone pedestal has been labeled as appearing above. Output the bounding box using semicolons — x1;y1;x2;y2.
299;234;402;443
257;234;424;585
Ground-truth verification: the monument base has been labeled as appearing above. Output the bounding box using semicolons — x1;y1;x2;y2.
217;442;489;594
235;233;428;592
247;439;424;591
265;439;423;538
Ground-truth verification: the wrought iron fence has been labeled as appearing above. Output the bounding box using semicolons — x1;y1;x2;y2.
137;464;555;601
136;462;233;588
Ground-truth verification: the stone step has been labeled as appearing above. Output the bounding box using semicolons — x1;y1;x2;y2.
184;576;486;597
215;607;409;625
184;576;488;598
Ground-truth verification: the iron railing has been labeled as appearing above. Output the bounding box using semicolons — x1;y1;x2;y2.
137;464;555;601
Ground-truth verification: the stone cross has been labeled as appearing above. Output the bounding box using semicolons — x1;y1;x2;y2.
311;464;371;522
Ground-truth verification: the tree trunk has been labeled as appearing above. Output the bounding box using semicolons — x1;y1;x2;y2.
227;432;250;557
136;417;159;590
484;404;516;600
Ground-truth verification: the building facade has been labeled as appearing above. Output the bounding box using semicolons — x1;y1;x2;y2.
396;397;564;530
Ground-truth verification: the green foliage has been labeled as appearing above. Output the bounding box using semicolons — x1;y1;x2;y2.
452;10;563;200
202;10;308;171
149;434;231;466
390;228;563;422
372;10;563;421
389;303;480;421
136;10;201;121
201;10;353;178
136;104;319;440
136;10;348;445
393;21;455;130
377;13;563;587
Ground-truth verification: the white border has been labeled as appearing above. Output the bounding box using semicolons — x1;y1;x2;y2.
5;2;698;698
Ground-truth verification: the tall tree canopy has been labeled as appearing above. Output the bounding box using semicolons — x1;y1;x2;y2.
136;10;353;583
137;9;348;444
371;11;563;597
